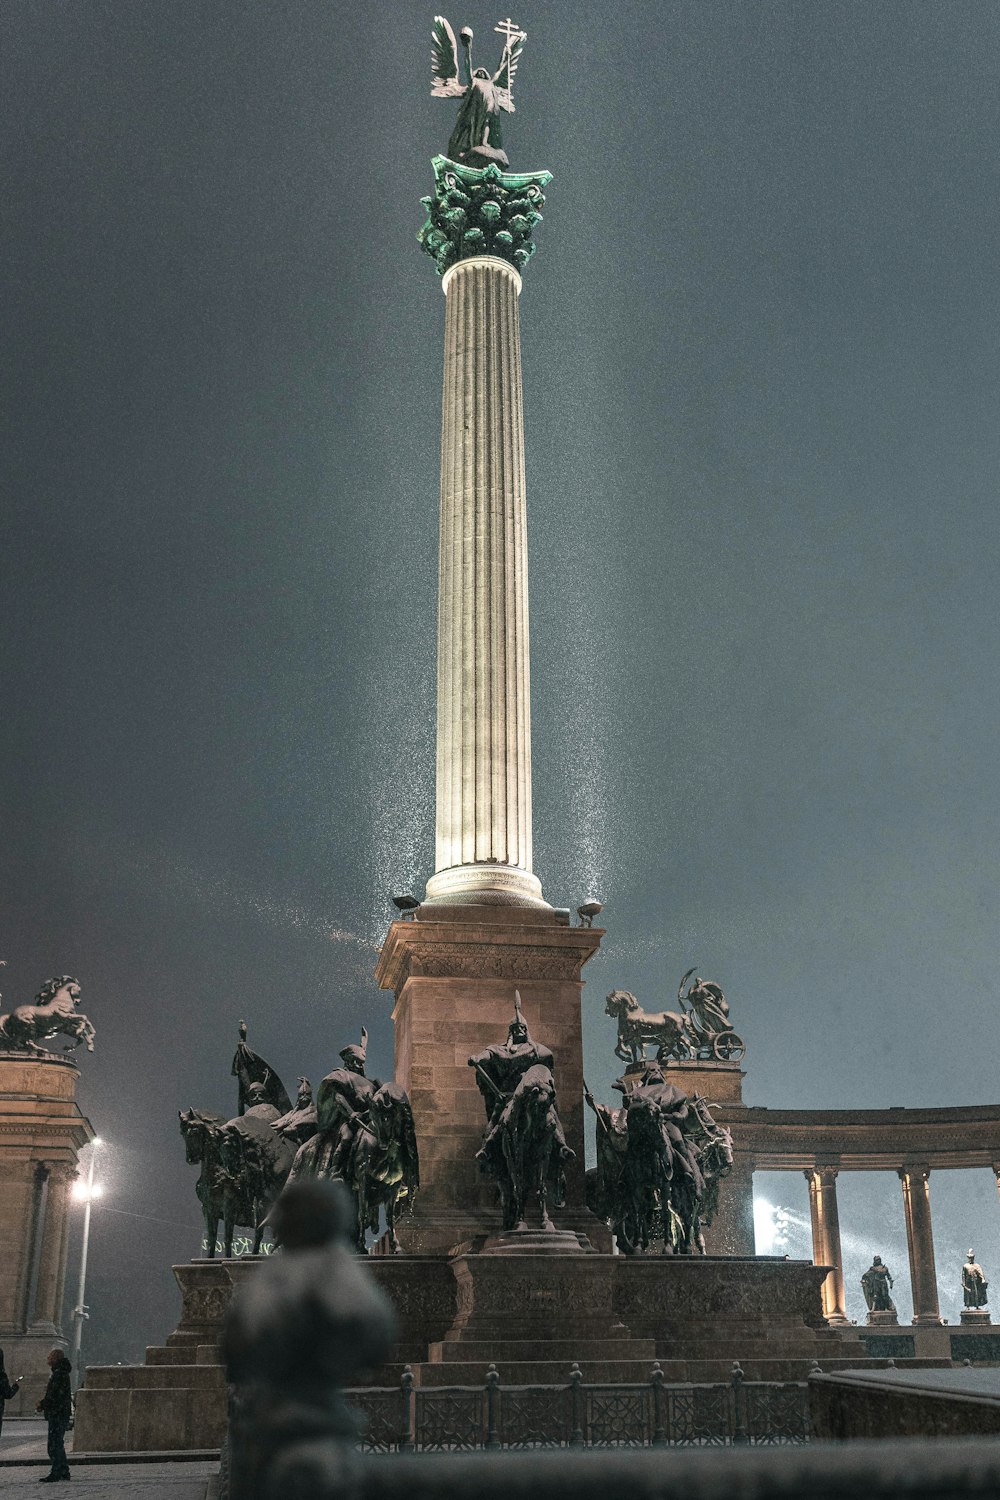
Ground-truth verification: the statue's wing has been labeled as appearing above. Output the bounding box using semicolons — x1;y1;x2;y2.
431;16;465;98
492;33;524;112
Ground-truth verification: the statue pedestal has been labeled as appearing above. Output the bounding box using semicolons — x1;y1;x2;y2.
0;1054;94;1416
960;1307;992;1325
375;905;612;1254
867;1308;900;1327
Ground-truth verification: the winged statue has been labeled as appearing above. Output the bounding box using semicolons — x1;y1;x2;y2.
431;15;525;169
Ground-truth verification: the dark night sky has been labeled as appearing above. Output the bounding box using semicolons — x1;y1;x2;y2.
3;1;1000;1360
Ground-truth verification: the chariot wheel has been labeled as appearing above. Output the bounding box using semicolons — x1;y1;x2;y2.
712;1030;746;1062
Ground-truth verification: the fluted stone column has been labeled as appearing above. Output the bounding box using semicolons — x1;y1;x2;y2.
899;1164;943;1326
32;1163;73;1330
418;157;552;908
805;1165;849;1324
424;254;544;908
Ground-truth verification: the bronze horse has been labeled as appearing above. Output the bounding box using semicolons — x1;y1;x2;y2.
0;977;95;1056
479;1064;571;1232
179;1109;292;1257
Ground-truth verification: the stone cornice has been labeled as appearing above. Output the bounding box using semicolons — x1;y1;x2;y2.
376;916;603;995
716;1102;1000;1170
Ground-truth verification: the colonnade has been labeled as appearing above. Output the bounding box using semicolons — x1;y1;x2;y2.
802;1162;950;1325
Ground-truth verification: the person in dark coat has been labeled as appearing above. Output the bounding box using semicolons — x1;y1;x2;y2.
36;1348;71;1482
0;1348;21;1440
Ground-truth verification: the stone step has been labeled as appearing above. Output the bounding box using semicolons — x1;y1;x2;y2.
82;1364;225;1390
428;1338;658;1363
145;1346;193;1365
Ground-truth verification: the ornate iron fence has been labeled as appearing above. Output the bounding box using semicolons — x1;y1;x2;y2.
345;1361;812;1451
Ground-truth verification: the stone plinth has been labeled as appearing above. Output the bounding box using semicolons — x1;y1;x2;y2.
376;905;612;1253
0;1055;94;1415
72;1257;267;1454
961;1308;992;1326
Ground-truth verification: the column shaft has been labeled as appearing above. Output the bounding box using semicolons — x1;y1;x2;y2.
805;1167;848;1324
32;1166;72;1329
899;1164;942;1326
426;256;543;907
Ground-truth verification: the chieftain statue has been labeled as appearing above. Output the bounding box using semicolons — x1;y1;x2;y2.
861;1255;897;1316
288;1030;380;1189
0;967;95;1056
963;1249;989;1310
271;1077;317;1146
586;1062;733;1256
181;1023;294;1257
185;1024;420;1257
431;15;525;169
469;993;574;1232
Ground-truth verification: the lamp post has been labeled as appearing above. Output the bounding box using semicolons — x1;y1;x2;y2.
70;1138;103;1390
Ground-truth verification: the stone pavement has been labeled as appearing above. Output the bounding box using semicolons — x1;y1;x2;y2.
0;1421;215;1499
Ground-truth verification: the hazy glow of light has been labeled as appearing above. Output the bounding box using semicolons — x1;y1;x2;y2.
753;1195;800;1254
91;1136;103;1147
72;1180;103;1203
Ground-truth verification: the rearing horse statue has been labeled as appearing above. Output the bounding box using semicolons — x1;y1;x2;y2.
0;976;96;1056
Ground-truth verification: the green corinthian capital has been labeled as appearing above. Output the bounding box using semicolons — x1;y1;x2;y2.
418;156;552;277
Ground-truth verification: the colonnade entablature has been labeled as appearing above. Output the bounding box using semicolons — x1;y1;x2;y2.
713;1102;1000;1327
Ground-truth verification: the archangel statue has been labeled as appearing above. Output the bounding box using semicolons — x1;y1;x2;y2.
963;1249;989;1309
469;992;574;1232
431;15;525;169
585;1064;733;1256
861;1255;896;1315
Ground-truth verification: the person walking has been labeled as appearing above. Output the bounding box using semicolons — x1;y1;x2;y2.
0;1348;21;1440
36;1348;71;1482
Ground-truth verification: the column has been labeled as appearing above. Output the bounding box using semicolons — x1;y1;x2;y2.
899;1164;942;1326
424;253;545;908
804;1165;849;1324
31;1164;73;1331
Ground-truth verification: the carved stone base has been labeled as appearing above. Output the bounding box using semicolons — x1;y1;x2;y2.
478;1228;595;1256
0;1054;94;1417
375;905;613;1253
75;1248;899;1450
960;1307;992;1325
867;1308;900;1327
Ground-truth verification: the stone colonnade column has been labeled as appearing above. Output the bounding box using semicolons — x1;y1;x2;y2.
425;253;545;908
898;1163;943;1325
31;1163;74;1330
804;1165;849;1324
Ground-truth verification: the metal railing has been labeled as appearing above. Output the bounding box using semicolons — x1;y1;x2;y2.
346;1361;813;1451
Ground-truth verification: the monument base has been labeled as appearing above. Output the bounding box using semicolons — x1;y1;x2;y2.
961;1308;992;1326
0;1054;94;1416
867;1308;901;1327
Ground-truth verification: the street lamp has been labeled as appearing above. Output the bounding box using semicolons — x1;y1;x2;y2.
70;1137;103;1389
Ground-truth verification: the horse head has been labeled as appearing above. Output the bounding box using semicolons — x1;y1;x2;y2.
605;989;638;1019
35;976;81;1012
179;1108;224;1165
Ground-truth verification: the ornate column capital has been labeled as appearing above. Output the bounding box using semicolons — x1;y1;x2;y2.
419;156;552;277
898;1162;931;1184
